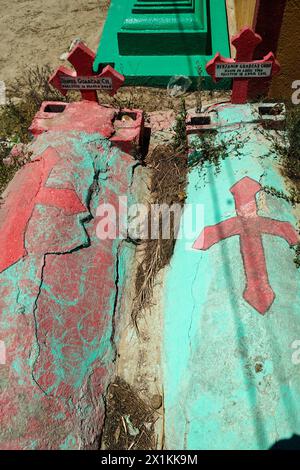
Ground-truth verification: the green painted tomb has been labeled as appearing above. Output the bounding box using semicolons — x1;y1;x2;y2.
94;0;230;88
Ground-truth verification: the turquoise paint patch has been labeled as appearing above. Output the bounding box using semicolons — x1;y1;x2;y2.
59;434;77;450
164;104;300;450
11;357;26;386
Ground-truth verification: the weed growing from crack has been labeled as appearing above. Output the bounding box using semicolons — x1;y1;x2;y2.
262;186;300;269
281;107;300;182
188;130;247;184
189;133;227;174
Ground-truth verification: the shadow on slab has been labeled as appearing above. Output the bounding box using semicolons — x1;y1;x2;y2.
270;435;300;450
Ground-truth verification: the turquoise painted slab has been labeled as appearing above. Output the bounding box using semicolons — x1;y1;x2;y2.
164;104;300;450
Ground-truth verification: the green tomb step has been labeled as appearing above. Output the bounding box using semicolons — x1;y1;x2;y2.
120;0;207;56
94;0;230;88
132;0;196;14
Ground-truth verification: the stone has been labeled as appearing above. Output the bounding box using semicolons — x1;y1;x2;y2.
151;394;163;410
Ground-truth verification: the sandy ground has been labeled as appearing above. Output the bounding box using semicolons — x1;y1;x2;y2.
0;0;108;87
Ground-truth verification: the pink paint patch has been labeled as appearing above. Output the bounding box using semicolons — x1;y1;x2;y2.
0;147;86;274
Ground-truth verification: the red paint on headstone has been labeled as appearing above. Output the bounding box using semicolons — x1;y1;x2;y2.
193;177;299;315
49;42;124;103
0;147;87;273
206;27;281;104
29;101;116;138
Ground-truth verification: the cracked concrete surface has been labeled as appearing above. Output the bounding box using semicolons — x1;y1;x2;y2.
0;125;139;449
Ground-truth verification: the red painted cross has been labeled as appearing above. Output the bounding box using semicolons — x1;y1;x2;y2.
0;148;87;274
193;177;299;315
49;42;125;103
206;27;281;104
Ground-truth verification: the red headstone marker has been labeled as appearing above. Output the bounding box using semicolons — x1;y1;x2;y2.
206;27;281;104
49;42;125;103
193;177;299;315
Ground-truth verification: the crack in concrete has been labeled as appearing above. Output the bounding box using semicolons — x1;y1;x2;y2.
31;166;102;396
26;142;139;440
99;159;140;449
130;161;143;189
98;239;125;450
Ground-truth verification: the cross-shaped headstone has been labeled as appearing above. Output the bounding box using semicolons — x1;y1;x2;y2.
206;27;281;104
49;42;125;103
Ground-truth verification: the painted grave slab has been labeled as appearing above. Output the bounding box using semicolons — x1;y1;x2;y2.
0;101;141;449
94;0;230;87
164;104;300;450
